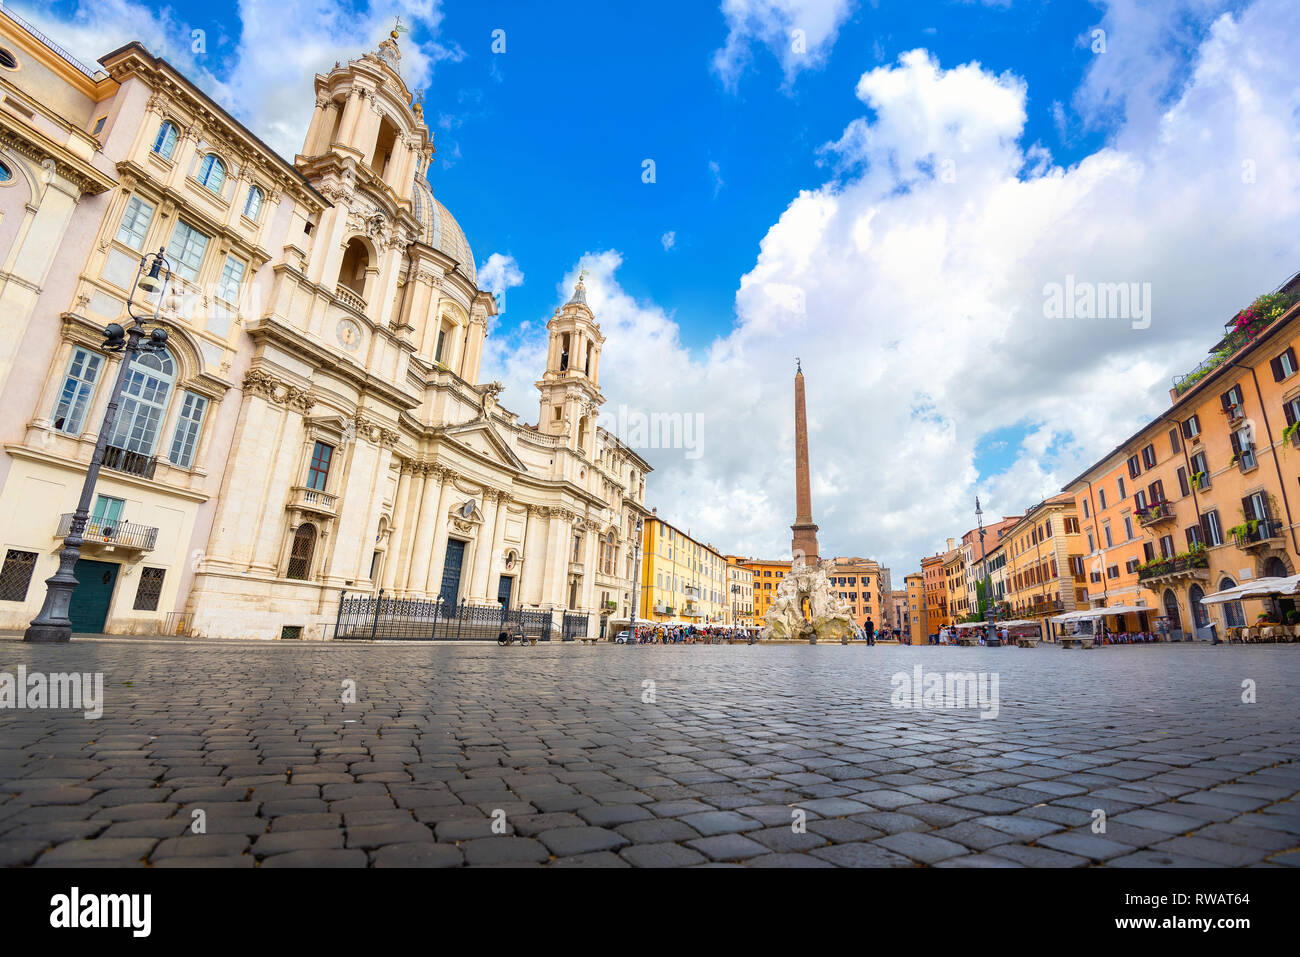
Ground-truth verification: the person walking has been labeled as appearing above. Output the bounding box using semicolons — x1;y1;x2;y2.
865;617;875;645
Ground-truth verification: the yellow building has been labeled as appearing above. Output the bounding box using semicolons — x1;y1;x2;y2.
741;557;792;623
904;573;925;644
1000;493;1084;641
723;555;754;627
639;514;726;624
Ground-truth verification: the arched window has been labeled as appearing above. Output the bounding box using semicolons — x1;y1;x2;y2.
286;524;317;580
243;185;264;220
603;532;615;575
338;237;369;298
197;154;226;193
107;348;176;456
152;121;178;160
1189;584;1209;629
1219;577;1246;629
0;160;11;183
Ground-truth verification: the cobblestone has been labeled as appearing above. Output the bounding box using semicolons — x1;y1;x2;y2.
0;639;1297;867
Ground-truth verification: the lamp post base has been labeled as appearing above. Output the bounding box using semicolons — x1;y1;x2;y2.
24;623;72;643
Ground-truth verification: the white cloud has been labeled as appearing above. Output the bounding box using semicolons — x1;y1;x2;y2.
661;231;677;251
712;0;856;90
477;253;524;323
30;0;462;159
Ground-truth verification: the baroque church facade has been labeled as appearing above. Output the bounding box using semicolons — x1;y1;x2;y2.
0;12;650;639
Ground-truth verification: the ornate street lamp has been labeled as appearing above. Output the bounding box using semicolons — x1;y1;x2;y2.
25;249;171;642
628;516;644;636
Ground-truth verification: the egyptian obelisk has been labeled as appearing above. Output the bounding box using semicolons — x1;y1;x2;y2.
790;359;820;565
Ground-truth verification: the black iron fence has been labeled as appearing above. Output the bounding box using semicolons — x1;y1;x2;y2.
333;591;553;641
562;612;589;641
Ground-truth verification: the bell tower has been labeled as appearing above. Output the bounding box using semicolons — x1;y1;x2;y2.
537;275;605;457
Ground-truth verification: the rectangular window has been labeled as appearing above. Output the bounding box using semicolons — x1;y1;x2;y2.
1177;467;1190;497
1271;347;1297;382
435;329;447;362
1127;455;1141;478
133;567;165;611
1103;522;1113;548
0;549;38;602
168;391;208;468
1202;510;1224;547
1159;535;1175;559
116;196;155;250
1117;477;1126;500
91;495;125;528
1082;499;1090;519
1222;384;1244;417
166;220;210;283
1064;516;1079;534
1086;531;1095;552
306;441;333;491
1098;488;1107;510
1185;525;1203;548
51;347;103;434
1190;450;1209;488
1143;542;1156;562
1123;515;1134;540
216;255;245;304
1125;558;1139;574
1141;444;1157;469
1183;414;1201;440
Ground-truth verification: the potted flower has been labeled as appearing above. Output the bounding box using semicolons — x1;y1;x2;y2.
1284;420;1300;449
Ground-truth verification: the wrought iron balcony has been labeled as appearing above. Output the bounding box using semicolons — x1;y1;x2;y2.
58;513;157;551
1137;552;1209;582
289;485;337;515
1234;519;1284;549
1137;503;1176;528
102;444;157;479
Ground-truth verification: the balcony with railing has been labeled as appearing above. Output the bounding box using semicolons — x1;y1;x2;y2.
1233;518;1284;550
1137;551;1209;583
102;444;157;479
1137;502;1176;528
289;485;337;516
58;513;158;551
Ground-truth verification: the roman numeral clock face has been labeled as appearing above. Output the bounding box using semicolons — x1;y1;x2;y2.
336;318;361;352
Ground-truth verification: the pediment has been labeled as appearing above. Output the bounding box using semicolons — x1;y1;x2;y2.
439;418;526;472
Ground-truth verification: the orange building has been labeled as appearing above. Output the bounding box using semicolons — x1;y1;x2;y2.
1064;277;1300;637
920;553;945;640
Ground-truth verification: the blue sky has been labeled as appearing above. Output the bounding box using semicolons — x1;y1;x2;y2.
40;0;1119;347
29;0;1298;570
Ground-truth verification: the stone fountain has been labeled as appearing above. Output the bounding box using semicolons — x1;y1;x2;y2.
760;557;856;642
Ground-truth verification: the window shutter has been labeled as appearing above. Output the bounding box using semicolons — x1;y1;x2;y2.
1182;418;1192;439
1242;496;1254;520
1178;468;1189;497
1287;347;1297;374
1286;402;1297;427
1169;427;1181;454
1221;390;1232;411
1143;542;1155;561
1229;431;1241;455
1272;355;1285;382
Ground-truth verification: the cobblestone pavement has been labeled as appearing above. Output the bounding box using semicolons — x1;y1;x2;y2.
1;639;1298;868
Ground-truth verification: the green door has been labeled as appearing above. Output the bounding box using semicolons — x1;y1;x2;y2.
70;559;119;633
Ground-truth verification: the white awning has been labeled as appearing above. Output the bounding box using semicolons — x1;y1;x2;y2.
1200;576;1298;604
1051;605;1151;623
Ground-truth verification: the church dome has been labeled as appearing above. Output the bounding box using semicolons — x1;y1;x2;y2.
411;176;476;284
